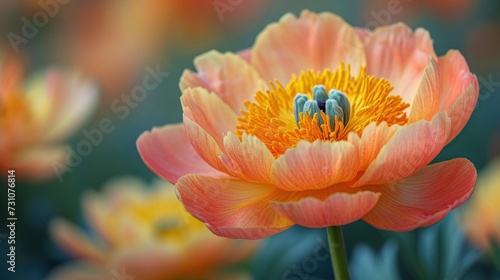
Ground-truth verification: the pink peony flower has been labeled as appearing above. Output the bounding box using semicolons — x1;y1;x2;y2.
0;56;98;179
138;11;479;239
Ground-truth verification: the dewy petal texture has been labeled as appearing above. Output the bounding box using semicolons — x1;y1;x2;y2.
137;124;226;184
252;10;366;83
362;158;476;231
180;51;267;113
271;191;381;228
176;175;294;239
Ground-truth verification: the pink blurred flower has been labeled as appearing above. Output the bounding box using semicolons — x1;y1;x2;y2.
138;11;478;239
49;177;258;280
0;56;98;179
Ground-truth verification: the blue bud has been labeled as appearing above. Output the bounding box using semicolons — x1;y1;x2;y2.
328;90;350;124
293;94;309;128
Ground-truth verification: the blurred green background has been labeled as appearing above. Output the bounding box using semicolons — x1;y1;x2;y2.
1;0;500;279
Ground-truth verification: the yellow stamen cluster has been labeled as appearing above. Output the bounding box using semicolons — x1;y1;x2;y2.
236;63;410;158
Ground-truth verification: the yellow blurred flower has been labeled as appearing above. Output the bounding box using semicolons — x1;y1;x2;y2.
461;158;500;251
0;56;98;179
48;177;259;280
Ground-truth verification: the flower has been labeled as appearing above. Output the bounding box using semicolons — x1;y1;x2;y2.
137;11;479;239
48;177;258;280
0;56;98;179
461;157;500;251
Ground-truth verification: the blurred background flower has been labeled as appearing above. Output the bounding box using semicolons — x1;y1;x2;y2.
48;177;258;280
461;157;500;272
0;54;98;180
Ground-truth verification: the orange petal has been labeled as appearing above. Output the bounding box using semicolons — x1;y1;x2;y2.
137;123;226;183
179;50;266;112
183;114;231;174
252;10;365;83
223;132;275;184
271;140;358;191
362;158;476;231
437;50;479;144
355;113;451;186
347;122;398;172
49;218;107;263
408;57;440;123
176;175;294;239
365;23;437;105
271;191;380;228
181;87;238;147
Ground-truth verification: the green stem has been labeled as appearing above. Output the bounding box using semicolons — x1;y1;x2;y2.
326;226;351;280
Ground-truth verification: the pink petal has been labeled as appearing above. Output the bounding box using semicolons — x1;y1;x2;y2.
438;50;477;111
183;115;231;175
137;124;225;183
223;132;275;184
362;158;477;231
437;50;479;144
181;87;238;147
176;175;294;239
365;23;437;105
271;140;358;191
445;83;478;144
408;57;440;123
252;10;365;84
347;122;398;172
237;48;252;64
180;50;266;113
271;191;380;228
355;113;451;186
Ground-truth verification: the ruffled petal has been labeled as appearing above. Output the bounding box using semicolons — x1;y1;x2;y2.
179;51;266;113
183;115;231;174
437;50;479;144
365;23;437;105
252;10;365;83
347;122;398;172
408;57;440;123
223;132;275;184
355;113;451;186
272;140;358;191
137;124;226;183
438;50;477;111
176;175;294;239
271;191;380;228
362;158;477;231
181;87;238;147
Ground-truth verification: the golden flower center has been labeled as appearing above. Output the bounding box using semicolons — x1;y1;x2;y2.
236;63;410;158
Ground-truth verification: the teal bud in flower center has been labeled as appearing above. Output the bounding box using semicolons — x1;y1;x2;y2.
293;85;351;131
